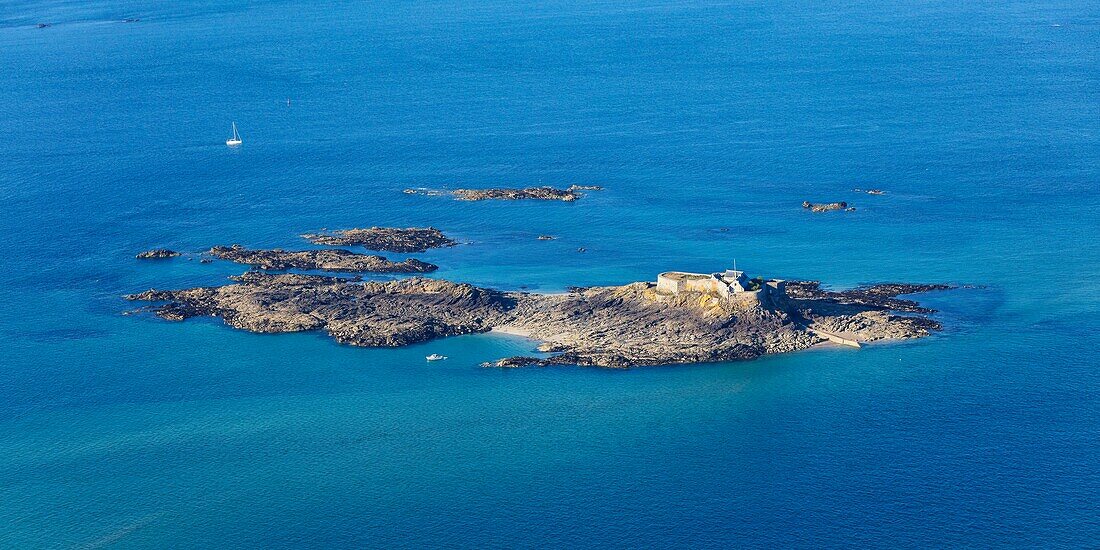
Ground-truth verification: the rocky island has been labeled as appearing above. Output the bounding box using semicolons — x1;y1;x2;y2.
404;185;600;202
301;227;456;252
207;245;437;273
126;266;950;368
803;201;855;212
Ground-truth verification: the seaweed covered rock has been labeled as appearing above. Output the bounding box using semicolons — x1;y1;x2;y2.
136;249;180;259
207;245;436;273
301;227;455;252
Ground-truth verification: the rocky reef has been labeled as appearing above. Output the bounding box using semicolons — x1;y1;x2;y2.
126;270;950;368
301;227;456;253
136;249;180;259
404;185;600;202
802;201;854;212
453;186;581;201
784;281;951;314
207;245;437;273
780;281;947;343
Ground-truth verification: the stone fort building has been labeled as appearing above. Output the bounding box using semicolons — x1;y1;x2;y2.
656;268;787;307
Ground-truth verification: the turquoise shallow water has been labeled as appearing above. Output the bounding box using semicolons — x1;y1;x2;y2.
1;0;1098;547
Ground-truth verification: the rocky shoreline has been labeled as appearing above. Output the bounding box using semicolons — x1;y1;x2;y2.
126;270;950;368
301;227;455;252
207;245;437;273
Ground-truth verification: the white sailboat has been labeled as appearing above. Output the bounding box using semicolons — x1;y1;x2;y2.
226;122;242;147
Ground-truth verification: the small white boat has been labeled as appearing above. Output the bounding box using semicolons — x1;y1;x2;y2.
425;354;447;361
226;122;242;147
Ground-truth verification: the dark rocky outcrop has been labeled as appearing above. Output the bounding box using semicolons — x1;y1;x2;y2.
452;186;581;201
486;356;549;368
802;201;851;212
783;281;952;314
403;186;601;202
136;249;180;259
207;245;437;273
301;227;456;252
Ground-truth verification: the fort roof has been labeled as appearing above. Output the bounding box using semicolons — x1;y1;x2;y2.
659;271;713;281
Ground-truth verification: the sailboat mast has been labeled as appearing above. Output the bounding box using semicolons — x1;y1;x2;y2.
226;121;242;146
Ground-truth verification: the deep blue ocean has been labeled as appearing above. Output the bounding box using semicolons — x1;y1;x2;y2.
1;1;1098;547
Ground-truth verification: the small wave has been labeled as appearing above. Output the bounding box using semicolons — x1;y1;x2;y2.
80;512;164;549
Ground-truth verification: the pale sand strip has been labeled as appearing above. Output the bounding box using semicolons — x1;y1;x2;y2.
490;325;533;337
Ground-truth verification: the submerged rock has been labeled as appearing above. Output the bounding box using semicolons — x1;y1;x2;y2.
136;249;180;259
301;227;456;252
207;245;437;273
403;188;450;197
802;201;849;212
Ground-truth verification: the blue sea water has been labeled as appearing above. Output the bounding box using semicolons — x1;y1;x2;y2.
1;0;1098;547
